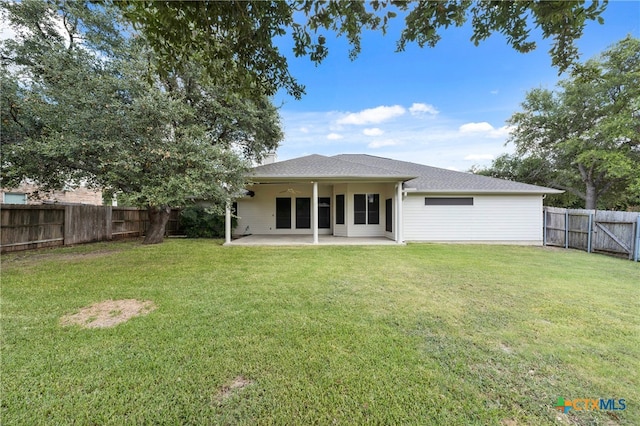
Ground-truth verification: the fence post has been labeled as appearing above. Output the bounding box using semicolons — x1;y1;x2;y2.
564;210;569;249
63;205;71;246
587;212;593;254
635;215;640;262
105;206;113;241
543;207;547;246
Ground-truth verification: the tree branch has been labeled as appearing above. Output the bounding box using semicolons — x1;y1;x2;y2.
597;180;615;197
576;163;587;182
549;181;586;199
62;11;75;50
594;170;607;186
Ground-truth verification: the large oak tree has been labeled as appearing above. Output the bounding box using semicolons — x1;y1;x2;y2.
483;37;640;210
115;0;608;99
1;0;282;243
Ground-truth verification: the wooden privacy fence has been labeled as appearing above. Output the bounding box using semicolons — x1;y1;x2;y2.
0;205;181;253
543;206;640;262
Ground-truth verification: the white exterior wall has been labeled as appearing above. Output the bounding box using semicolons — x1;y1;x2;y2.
235;183;333;235
343;183;391;238
402;194;544;244
236;182;397;239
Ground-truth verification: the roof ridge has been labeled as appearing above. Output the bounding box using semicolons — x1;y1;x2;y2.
326;154;403;175
334;153;462;174
332;153;561;193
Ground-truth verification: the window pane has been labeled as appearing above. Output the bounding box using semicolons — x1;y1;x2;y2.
368;194;379;224
4;193;27;204
385;198;392;232
276;198;291;229
296;198;311;229
354;194;366;225
336;194;345;225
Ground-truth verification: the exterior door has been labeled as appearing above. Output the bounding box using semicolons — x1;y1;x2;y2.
276;198;291;229
296;198;311;229
318;197;330;229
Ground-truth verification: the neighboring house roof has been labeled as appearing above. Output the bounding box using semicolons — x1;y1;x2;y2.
250;154;562;194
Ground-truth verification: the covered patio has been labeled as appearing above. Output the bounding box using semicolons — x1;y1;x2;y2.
225;234;400;246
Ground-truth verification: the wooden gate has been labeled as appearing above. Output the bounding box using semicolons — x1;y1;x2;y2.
544;207;640;261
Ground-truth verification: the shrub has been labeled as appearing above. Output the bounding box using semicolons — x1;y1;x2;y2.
178;206;236;238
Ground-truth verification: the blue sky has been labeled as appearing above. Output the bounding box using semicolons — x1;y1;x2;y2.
273;1;640;171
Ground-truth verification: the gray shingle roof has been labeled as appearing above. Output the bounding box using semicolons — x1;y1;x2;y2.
250;153;562;194
250;154;415;180
334;154;562;193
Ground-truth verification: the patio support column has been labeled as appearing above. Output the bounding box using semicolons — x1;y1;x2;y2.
225;202;231;244
312;181;319;244
396;182;403;244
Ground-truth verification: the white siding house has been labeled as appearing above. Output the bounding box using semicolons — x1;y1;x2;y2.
229;154;562;245
402;194;544;244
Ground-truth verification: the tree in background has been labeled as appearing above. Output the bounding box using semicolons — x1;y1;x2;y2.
115;0;608;99
477;37;640;210
1;0;282;244
473;154;583;208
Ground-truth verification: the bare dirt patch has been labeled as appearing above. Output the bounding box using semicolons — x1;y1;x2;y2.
60;299;156;328
499;343;513;354
213;376;255;405
2;244;130;265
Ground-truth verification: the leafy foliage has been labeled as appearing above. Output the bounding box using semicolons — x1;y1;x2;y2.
474;154;583;208
179;205;236;238
480;37;640;210
1;0;283;243
115;0;608;100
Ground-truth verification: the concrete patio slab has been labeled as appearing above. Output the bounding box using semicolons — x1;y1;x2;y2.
225;235;400;246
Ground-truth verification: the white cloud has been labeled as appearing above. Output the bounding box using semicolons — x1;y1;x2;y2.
459;122;495;133
490;90;499;95
337;105;406;125
299;127;309;133
277;108;514;171
363;127;384;136
492;126;512;138
409;103;439;115
459;122;512;138
464;154;495;161
368;139;399;149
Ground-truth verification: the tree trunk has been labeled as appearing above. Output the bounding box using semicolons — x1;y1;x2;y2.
143;205;171;244
585;183;598;210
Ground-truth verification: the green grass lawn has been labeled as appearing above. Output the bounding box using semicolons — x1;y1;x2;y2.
2;240;638;425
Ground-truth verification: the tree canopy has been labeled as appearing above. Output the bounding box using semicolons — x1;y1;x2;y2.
479;36;640;210
1;0;283;243
115;0;608;99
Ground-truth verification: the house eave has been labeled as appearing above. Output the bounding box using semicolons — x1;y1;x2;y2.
405;189;565;195
249;175;416;184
